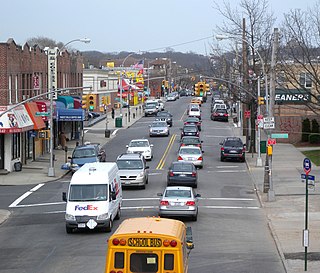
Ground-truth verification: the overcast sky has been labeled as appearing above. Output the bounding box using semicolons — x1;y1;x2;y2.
0;0;316;55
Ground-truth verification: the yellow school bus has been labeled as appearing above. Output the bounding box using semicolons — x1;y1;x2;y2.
105;217;194;273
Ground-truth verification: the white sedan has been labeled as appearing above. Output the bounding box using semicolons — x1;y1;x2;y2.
126;139;153;160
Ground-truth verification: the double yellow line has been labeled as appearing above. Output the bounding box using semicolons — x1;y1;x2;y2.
156;134;177;170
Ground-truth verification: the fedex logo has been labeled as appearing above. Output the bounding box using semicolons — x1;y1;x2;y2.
75;205;98;211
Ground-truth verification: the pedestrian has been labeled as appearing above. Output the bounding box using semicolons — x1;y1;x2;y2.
59;131;67;149
111;107;115;119
76;141;79;147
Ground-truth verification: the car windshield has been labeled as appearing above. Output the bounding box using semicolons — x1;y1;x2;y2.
157;112;170;117
216;109;227;113
146;104;156;109
172;164;193;172
190;108;199;112
117;160;143;169
182;138;200;144
165;189;191;198
186;118;199;122
184;127;197;132
72;148;96;158
129;141;149;147
69;184;108;201
180;148;200;155
225;140;242;147
151;122;166;127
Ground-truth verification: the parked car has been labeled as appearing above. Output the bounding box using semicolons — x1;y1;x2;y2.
219;137;246;162
149;121;170;137
116;153;149;189
158;186;200;221
155;111;173;127
68;143;105;172
167;161;198;188
211;108;229;122
177;146;203;168
184;117;201;131
126;139;153;160
180;124;200;139
180;136;203;150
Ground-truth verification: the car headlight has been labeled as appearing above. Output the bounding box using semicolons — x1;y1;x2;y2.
146;150;151;153
137;171;144;178
164;128;168;132
65;213;76;221
97;213;109;220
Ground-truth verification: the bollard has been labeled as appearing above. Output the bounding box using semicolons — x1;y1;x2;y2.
64;146;68;163
133;113;136;119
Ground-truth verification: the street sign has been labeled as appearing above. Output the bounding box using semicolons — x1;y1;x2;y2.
35;111;50;117
257;115;264;128
244;110;250;118
303;158;312;175
267;138;276;145
301;174;315;181
263;116;275;129
271;133;288;139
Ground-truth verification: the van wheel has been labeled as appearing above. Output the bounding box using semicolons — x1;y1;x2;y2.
115;207;121;220
66;226;73;234
105;219;113;232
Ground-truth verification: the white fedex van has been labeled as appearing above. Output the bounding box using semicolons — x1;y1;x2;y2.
62;162;122;234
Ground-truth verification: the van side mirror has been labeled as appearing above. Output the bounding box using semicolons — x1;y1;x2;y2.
126;145;129;148
195;193;201;198
68;156;72;159
62;192;67;202
111;191;117;201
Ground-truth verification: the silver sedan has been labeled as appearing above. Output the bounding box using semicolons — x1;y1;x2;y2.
177;146;203;168
149;121;170;137
158;186;201;221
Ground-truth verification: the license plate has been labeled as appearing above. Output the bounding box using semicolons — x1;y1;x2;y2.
125;181;131;184
188;157;193;161
179;174;186;177
78;223;86;228
229;150;237;153
173;202;183;206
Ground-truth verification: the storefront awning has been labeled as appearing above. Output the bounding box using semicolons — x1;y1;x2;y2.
57;108;84;121
73;98;81;109
0;105;34;134
24;102;46;130
57;96;74;109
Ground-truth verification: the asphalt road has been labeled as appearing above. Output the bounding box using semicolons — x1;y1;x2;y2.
0;97;286;273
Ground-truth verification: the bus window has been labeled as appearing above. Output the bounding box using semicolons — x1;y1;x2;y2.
164;254;174;270
130;253;158;273
114;252;124;269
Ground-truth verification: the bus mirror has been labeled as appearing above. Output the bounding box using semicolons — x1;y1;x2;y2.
186;226;193;247
62;192;67;202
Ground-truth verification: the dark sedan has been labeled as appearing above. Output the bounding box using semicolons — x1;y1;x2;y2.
180;136;203;150
184;117;201;131
167;161;198;188
211;108;229;122
180;125;200;139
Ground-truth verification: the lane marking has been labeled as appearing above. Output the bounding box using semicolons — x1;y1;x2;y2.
216;166;240;168
159;134;176;169
112;129;119;136
179;108;188;121
156;134;176;170
206;170;247;173
9;184;45;208
201;205;259;209
199;197;255;201
148;172;163;176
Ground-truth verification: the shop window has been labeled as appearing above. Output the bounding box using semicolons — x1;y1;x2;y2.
11;133;21;160
299;72;312;89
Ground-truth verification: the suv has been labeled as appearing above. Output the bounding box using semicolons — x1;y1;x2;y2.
116;153;149;189
219;137;246;162
155;111;173;127
144;102;159;116
68;143;105;172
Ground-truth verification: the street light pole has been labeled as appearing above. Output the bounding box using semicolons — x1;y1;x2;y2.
216;35;266;167
47;38;91;177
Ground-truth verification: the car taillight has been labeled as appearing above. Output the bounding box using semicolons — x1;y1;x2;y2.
198;156;203;161
192;172;197;177
197;144;201;147
169;171;174;177
196;132;199;136
221;147;224;151
178;156;183;160
214;113;218;116
160;200;169;206
224;114;228;116
186;201;195;206
181;143;185;146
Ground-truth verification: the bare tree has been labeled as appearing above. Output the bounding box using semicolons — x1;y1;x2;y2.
278;3;320;114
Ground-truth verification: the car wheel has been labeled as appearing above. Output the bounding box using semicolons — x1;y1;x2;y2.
146;177;149;184
241;157;246;163
115;206;121;220
141;184;146;189
191;213;198;222
193;183;197;188
105;219;113;232
66;226;73;234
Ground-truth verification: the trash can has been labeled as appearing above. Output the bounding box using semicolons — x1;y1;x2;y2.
115;117;122;128
260;140;267;154
105;129;111;138
14;161;22;172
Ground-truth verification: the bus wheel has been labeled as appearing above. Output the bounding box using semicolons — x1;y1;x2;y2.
115;207;121;220
105;219;113;232
66;226;73;234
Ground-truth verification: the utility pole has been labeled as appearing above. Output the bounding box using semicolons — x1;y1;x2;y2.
242;18;249;141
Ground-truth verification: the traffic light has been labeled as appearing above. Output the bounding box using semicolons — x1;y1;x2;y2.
88;94;96;111
258;96;265;105
161;80;165;92
199;82;204;96
82;94;88;109
194;83;198;93
101;96;107;105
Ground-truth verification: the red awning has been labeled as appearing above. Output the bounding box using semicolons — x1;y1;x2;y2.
73;98;81;109
24;102;46;130
0;105;34;134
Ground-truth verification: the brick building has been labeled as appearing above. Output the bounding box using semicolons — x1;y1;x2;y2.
0;39;84;172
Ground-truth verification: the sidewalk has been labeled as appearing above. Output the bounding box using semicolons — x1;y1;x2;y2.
1;105;320;272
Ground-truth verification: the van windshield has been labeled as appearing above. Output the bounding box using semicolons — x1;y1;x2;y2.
69;184;108;201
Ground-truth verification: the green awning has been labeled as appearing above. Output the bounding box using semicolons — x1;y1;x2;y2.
57;96;74;109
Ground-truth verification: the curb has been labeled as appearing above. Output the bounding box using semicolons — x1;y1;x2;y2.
0;210;10;226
